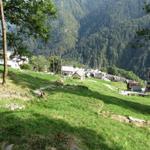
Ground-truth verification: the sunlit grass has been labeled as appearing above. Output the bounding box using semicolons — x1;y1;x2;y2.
0;68;149;150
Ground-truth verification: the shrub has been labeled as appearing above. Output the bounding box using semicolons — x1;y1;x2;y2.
49;56;61;74
30;56;49;72
20;64;32;70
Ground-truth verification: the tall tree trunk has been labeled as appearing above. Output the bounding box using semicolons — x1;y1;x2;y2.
0;0;8;85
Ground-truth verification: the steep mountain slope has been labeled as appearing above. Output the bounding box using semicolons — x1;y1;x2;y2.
30;0;150;79
65;0;150;79
61;0;150;77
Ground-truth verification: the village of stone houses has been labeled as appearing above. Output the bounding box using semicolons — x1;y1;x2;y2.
0;1;150;150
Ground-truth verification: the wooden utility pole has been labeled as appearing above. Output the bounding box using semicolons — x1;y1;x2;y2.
0;0;8;85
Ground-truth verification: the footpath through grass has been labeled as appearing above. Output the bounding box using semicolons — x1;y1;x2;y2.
0;68;149;150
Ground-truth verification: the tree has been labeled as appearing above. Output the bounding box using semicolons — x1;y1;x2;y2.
0;0;56;84
137;3;150;39
49;56;61;74
0;0;7;85
30;55;49;72
7;32;32;57
3;0;56;39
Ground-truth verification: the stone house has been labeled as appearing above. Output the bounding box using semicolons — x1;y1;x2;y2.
127;81;142;92
72;70;85;80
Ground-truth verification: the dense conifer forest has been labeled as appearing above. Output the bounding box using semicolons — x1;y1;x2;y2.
29;0;150;79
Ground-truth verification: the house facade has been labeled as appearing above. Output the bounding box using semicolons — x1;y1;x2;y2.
61;66;85;80
127;81;142;92
0;50;29;69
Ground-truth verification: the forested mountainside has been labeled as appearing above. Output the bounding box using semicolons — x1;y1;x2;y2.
29;0;150;79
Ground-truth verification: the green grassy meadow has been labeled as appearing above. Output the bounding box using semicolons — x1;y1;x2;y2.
0;68;150;150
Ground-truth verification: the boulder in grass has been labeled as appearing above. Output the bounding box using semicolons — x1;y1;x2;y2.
128;116;146;123
33;90;45;98
55;79;64;86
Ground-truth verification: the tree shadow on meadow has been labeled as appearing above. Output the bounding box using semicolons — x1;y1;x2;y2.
8;71;55;90
49;84;150;115
0;111;121;150
8;71;150;115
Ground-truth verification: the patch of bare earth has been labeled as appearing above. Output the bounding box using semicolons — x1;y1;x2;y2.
0;81;32;101
100;111;150;128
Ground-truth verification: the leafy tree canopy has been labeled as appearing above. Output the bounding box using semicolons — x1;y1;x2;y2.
3;0;56;40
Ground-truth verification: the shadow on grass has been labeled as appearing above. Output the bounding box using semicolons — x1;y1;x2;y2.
9;71;150;115
8;71;54;90
0;111;121;150
49;84;150;115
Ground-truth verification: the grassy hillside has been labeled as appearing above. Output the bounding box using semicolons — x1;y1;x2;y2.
0;68;150;150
